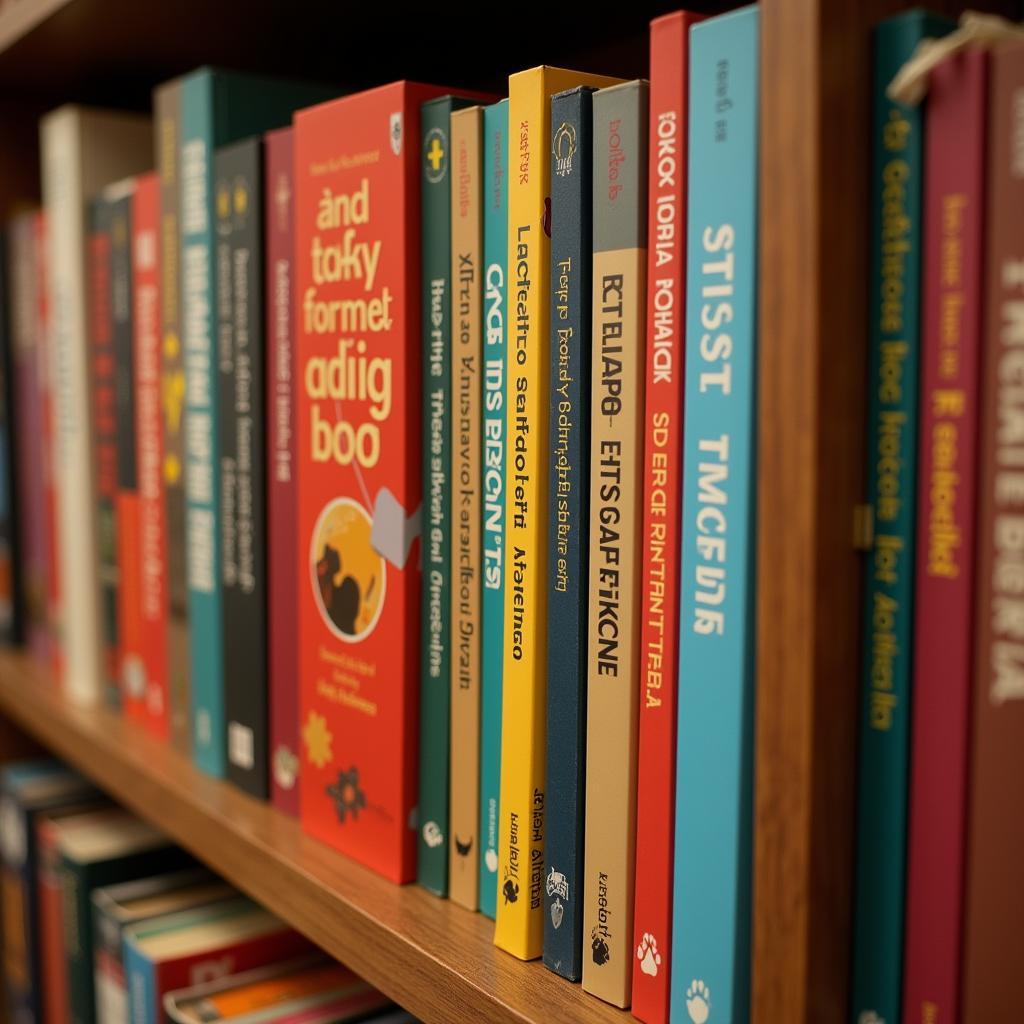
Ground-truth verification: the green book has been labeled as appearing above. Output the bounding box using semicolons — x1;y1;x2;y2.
56;809;189;1024
417;94;478;897
850;11;953;1024
159;67;333;777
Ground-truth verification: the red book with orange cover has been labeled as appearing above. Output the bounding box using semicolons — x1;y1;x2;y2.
631;12;700;1022
131;172;169;738
295;82;452;882
962;41;1024;1022
902;48;986;1024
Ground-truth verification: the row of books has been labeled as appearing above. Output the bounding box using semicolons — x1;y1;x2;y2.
851;12;1024;1024
0;5;760;1021
0;758;415;1024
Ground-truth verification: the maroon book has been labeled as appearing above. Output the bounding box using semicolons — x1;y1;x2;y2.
265;126;300;815
902;47;986;1024
962;40;1024;1023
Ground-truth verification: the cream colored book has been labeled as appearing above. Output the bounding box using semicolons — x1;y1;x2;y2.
581;80;649;1007
449;105;484;911
40;105;152;704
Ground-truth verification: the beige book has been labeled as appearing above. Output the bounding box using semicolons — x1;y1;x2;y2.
449;105;484;910
40;105;153;704
581;80;649;1008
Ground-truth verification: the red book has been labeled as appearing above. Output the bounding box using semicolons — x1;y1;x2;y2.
36;816;67;1024
88;205;118;701
131;172;169;738
902;48;987;1024
962;41;1024;1022
295;82;450;882
631;12;699;1021
266;126;300;815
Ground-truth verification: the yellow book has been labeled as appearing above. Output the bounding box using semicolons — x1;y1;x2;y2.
495;65;623;961
449;105;484;911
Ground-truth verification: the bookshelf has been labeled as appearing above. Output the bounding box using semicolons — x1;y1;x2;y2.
0;1;1021;1022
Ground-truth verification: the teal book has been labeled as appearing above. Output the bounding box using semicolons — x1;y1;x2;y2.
850;11;953;1024
418;94;480;896
479;97;508;920
176;68;333;776
671;8;758;1024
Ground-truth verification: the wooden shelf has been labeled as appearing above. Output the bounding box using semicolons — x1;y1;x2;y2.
0;650;628;1024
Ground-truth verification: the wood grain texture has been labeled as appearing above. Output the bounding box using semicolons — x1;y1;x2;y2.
754;0;865;1020
0;651;629;1024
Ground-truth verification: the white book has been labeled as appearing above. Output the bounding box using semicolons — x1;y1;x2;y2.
40;105;152;704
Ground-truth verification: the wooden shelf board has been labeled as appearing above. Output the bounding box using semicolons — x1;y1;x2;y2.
0;650;628;1024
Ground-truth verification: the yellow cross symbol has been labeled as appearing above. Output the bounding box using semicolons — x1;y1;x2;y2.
426;136;444;172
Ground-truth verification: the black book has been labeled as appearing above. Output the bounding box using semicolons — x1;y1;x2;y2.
543;85;594;981
216;137;269;798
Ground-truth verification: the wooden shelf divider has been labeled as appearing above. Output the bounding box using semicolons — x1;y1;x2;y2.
0;651;629;1024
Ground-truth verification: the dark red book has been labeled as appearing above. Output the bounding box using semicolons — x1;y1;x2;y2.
902;47;987;1024
295;82;452;882
131;172;169;738
962;40;1024;1023
265;126;300;815
631;12;700;1022
88;197;119;706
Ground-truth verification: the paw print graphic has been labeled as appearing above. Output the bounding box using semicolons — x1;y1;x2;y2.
635;932;662;977
686;979;711;1024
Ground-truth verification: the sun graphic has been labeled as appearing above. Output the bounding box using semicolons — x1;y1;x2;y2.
302;711;333;769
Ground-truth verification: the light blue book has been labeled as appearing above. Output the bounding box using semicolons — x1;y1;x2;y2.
671;8;759;1024
176;68;333;776
478;97;508;919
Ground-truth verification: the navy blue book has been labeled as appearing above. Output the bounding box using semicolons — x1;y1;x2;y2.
543;85;594;982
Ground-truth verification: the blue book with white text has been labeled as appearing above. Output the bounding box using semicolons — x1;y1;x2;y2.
671;8;759;1024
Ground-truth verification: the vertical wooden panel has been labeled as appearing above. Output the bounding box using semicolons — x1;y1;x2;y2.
754;0;867;1019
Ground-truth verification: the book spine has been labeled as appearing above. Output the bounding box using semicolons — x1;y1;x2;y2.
479;98;508;921
219;138;269;799
91;197;120;704
93;902;127;1024
962;41;1024;1023
38;215;61;676
495;63;620;962
132;173;169;738
181;72;226;776
0;795;34;1023
265;127;300;816
0;232;17;645
448;103;483;909
418;96;454;895
41;108;104;702
632;14;697;1022
855;16;953;1022
37;823;69;1024
9;214;48;658
113;191;146;723
61;858;92;1024
123;941;158;1024
448;105;483;910
89;198;118;706
543;85;593;982
671;10;759;1023
156;81;192;755
582;81;648;1008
